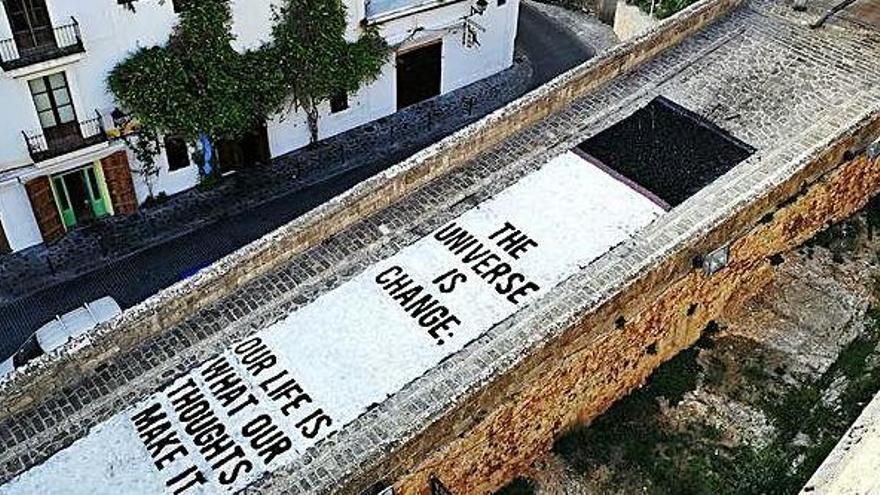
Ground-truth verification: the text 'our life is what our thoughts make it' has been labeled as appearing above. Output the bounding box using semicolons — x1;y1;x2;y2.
130;337;334;495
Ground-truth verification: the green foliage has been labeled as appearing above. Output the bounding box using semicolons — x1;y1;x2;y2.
109;0;274;145
108;0;388;175
270;0;388;143
553;307;880;495
647;347;702;404
804;220;861;263
108;45;193;137
123;129;162;199
628;0;698;19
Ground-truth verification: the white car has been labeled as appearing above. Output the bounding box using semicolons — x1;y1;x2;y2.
0;297;122;378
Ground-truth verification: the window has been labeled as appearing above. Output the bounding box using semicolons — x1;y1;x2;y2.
29;72;75;129
164;136;190;171
498;0;507;5
330;91;349;114
4;0;54;52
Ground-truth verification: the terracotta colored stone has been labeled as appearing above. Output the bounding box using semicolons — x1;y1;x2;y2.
391;149;880;495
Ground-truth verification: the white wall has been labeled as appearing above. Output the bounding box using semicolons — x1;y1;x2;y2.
377;0;520;94
0;0;519;252
0;0;178;173
0;181;42;251
130;147;200;204
266;0;520;150
230;0;279;51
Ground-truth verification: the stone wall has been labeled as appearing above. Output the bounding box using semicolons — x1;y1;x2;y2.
0;0;742;418
379;113;880;495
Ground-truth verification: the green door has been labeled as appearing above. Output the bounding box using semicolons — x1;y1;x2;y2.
51;176;76;229
50;165;110;230
83;166;109;218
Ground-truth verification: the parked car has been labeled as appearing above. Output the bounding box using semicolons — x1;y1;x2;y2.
0;297;122;378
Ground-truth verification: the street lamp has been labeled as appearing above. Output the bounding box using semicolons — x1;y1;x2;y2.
462;0;489;48
472;0;488;16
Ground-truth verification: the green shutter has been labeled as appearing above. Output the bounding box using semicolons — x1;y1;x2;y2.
93;161;115;216
51;176;76;229
84;166;109;218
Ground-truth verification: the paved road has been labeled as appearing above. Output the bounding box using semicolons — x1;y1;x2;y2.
516;2;596;88
0;5;595;362
0;160;387;361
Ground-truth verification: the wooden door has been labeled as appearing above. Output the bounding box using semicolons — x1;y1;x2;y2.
100;151;137;215
396;41;442;110
240;122;271;167
25;176;65;243
217;122;270;170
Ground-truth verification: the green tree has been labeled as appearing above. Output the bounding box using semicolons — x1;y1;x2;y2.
108;0;388;178
108;0;284;178
123;129;161;200
270;0;389;144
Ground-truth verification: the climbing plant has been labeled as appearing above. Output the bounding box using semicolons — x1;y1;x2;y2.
629;0;698;19
123;129;162;200
108;0;387;179
108;1;274;178
269;0;388;144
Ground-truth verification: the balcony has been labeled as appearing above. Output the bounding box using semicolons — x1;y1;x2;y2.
0;18;85;73
23;111;109;163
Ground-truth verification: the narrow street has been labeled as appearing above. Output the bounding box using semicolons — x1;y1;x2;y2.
516;2;597;88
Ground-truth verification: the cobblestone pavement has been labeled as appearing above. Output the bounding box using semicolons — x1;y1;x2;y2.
0;0;879;492
0;56;533;354
765;0;880;31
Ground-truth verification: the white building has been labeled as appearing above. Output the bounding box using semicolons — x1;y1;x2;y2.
0;0;520;254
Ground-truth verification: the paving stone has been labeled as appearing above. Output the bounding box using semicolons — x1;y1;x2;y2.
0;0;878;493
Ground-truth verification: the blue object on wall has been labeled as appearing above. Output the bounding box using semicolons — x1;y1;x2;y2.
200;133;214;177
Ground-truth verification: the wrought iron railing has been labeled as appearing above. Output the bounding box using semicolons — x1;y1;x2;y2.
0;17;85;71
23;110;108;163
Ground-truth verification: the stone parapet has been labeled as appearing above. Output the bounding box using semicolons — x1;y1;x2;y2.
0;0;743;422
256;103;880;495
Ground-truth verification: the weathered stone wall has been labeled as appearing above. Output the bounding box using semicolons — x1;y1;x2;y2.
0;0;742;418
381;114;880;495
